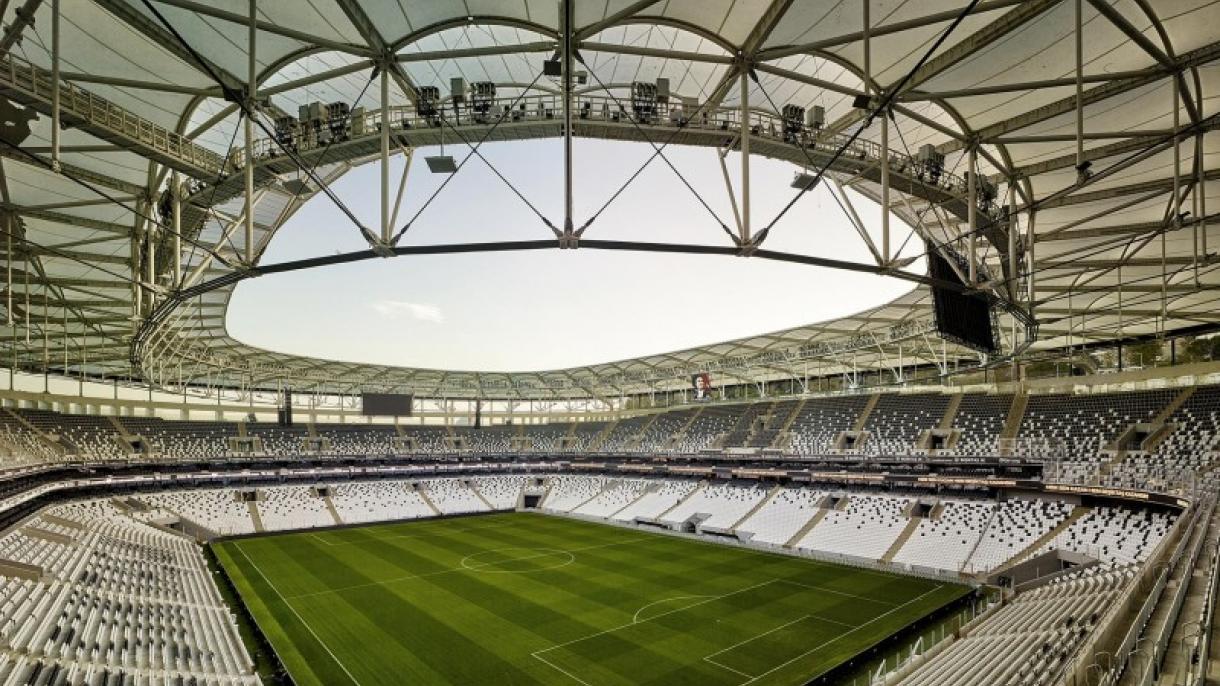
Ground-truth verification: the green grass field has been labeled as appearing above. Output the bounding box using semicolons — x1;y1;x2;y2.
213;512;967;686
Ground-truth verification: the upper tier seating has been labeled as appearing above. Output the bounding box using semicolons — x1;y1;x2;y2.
948;393;1011;455
861;394;950;455
568;421;610;452
1017;389;1176;482
789;395;870;454
245;422;309;456
522;424;569;453
596;416;650;452
18;410;126;461
316;423;398;455
0;412;60;465
120;417;236;460
749;399;800;448
674;406;741;453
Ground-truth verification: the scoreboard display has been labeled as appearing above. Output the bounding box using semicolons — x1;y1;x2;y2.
361;392;414;416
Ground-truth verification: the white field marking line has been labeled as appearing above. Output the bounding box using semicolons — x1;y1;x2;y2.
736;584;947;686
533;578;781;657
631;595;715;624
285;536;653;599
307;517;521;546
703;614;811;664
460;547;576;574
774;577;900;607
531;652;594;686
235;542;364;686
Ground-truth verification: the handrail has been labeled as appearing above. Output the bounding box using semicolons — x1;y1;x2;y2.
221;92;989;215
0;52;224;175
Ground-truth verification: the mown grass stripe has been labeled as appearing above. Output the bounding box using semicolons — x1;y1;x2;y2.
215;512;970;686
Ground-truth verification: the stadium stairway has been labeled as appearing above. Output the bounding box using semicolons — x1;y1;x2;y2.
939;393;964;429
246;502;264;533
469;484;497;511
608;484;653;519
881;515;923;563
624;413;662;451
728;484;783;533
783;500;833;548
569;481;610;512
414;483;443;515
322;495;343;525
989;505;1091;578
3;408;65;457
770;398;807;449
142;499;222;540
655;481;706;520
999;392;1029;452
1148;502;1219;685
853;394;881;431
668;406;705;449
587;420;618;451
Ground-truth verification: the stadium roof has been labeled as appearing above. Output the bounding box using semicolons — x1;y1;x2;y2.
1;0;1218;400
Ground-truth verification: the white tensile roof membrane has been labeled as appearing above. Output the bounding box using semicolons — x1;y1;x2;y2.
1;0;1217;399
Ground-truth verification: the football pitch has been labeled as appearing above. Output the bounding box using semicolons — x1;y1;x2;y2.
213;512;969;685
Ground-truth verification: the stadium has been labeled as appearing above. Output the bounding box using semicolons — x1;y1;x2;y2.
0;0;1217;684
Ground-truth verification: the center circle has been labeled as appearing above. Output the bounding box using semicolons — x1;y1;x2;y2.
460;547;575;573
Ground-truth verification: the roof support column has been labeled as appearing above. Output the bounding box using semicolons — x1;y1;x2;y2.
740;70;751;245
4;213;11;327
968;144;978;285
561;0;576;242
881;113;890;265
132;202;143;325
1167;76;1179;330
171;172;181;287
1198;132;1207;273
145;217;156;310
380;65;391;244
50;0;60;172
1074;0;1084;178
244;0;256;265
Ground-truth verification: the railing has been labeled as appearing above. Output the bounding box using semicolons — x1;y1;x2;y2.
230;92;988;211
0;52;225;175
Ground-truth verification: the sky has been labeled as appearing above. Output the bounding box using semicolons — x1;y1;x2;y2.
226;138;920;372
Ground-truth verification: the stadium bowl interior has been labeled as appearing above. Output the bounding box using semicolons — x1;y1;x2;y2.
0;1;1218;685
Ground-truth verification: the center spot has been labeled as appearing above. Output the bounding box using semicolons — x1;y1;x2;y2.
460;547;575;573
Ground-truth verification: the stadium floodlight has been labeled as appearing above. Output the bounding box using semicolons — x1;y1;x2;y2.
425;155;458;174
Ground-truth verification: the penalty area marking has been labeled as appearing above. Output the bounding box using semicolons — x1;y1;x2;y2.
631;595;716;624
724;584;946;685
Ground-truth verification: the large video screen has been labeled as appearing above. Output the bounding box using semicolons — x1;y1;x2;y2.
928;248;998;354
361;392;414;416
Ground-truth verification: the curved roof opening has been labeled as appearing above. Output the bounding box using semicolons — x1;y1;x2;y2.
226;139;921;371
